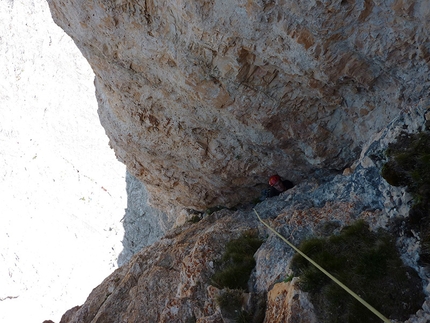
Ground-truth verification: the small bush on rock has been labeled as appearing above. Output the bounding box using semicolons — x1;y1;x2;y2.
188;215;202;223
291;220;424;323
381;131;430;192
216;288;245;320
211;230;262;290
212;230;264;323
381;131;430;265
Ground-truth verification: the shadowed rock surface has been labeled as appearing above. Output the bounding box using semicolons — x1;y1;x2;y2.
118;171;176;266
42;0;430;321
58;109;430;323
47;0;430;210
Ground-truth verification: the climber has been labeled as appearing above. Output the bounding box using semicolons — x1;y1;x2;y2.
267;174;294;197
258;174;294;201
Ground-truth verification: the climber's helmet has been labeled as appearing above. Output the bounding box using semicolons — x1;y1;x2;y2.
269;175;282;187
269;174;287;193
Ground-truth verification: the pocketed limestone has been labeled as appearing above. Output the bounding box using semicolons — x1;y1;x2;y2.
46;0;430;210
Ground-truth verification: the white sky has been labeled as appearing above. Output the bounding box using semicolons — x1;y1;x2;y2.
0;1;126;321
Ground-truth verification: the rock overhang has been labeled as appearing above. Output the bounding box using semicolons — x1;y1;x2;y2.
47;0;430;210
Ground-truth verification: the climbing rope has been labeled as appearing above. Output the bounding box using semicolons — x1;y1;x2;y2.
253;209;392;323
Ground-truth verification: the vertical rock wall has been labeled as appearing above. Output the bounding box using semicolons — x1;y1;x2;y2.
47;0;430;210
55;107;430;323
118;171;175;266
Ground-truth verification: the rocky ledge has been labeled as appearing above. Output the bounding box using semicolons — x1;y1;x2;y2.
55;108;430;322
43;0;430;321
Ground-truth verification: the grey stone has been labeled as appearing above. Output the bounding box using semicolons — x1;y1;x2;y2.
58;107;430;323
46;0;430;211
118;171;175;266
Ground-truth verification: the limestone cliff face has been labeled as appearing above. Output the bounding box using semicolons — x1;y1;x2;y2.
47;0;430;210
118;171;176;266
56;109;430;323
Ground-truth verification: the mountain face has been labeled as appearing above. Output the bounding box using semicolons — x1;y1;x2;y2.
57;108;430;323
44;0;430;322
47;0;430;210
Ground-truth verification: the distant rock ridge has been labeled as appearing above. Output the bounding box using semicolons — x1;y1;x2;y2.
118;171;175;266
47;0;430;210
55;108;430;322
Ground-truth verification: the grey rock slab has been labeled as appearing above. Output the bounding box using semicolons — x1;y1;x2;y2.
118;171;175;266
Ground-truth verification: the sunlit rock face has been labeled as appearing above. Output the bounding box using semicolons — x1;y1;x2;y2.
56;109;430;323
47;0;430;210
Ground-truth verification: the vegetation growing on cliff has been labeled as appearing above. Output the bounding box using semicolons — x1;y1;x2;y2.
290;220;424;323
381;131;430;264
212;230;262;290
212;230;265;322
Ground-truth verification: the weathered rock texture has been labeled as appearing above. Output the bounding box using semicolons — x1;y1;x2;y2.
58;109;430;323
60;209;260;323
264;280;317;323
118;171;176;266
47;0;430;210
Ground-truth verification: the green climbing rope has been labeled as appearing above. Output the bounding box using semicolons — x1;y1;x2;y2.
253;209;392;323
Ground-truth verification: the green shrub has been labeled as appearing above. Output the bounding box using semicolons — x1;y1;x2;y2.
188;215;201;223
216;288;244;319
184;316;196;323
291;221;424;323
381;131;430;264
381;132;430;192
215;288;263;323
212;230;264;323
211;230;263;290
